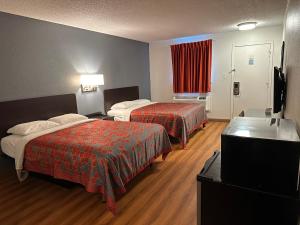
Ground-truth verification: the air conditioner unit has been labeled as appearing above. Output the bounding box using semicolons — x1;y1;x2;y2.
172;95;212;112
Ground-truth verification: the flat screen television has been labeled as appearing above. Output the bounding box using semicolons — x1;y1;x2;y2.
273;67;285;113
273;42;286;114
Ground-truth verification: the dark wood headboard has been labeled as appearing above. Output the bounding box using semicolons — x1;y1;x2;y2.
103;86;139;113
0;94;77;140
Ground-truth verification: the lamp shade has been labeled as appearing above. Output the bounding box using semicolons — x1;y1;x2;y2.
80;74;104;86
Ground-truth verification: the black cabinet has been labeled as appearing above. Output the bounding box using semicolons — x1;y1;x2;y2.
221;117;300;197
197;151;299;225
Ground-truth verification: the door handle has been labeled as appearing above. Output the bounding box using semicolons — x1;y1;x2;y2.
229;69;236;73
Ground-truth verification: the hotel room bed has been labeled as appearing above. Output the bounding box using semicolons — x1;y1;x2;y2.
104;86;208;147
0;94;172;214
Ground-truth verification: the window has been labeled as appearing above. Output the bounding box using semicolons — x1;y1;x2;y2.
171;39;212;93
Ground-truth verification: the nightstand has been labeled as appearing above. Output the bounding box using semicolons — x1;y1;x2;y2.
85;112;114;120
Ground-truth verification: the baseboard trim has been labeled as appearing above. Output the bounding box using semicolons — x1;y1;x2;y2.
208;118;230;122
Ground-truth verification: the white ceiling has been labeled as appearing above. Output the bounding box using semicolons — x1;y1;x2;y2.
0;0;287;42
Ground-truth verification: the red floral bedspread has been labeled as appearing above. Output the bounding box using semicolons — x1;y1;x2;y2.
130;103;207;147
23;120;171;214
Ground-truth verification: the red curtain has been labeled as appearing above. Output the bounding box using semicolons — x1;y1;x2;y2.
171;39;212;93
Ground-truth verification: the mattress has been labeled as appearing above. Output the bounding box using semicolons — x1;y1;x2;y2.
22;119;172;213
0;119;95;171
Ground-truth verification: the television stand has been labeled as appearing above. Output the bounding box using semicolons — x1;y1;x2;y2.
197;151;299;225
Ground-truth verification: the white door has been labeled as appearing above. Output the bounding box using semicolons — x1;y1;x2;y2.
231;43;272;117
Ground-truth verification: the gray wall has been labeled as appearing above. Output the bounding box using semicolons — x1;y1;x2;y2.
0;12;150;115
283;0;300;129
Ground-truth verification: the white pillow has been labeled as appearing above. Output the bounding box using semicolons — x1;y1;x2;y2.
7;120;59;136
133;99;151;104
111;101;137;110
48;113;88;125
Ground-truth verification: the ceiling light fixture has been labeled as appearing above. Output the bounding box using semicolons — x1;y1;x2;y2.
237;22;257;31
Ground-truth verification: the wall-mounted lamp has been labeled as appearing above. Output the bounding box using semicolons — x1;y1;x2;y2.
80;74;104;93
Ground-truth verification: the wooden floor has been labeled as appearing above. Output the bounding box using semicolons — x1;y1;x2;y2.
0;121;227;225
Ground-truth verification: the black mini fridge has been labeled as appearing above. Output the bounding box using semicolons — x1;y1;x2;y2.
221;117;300;197
197;151;299;225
